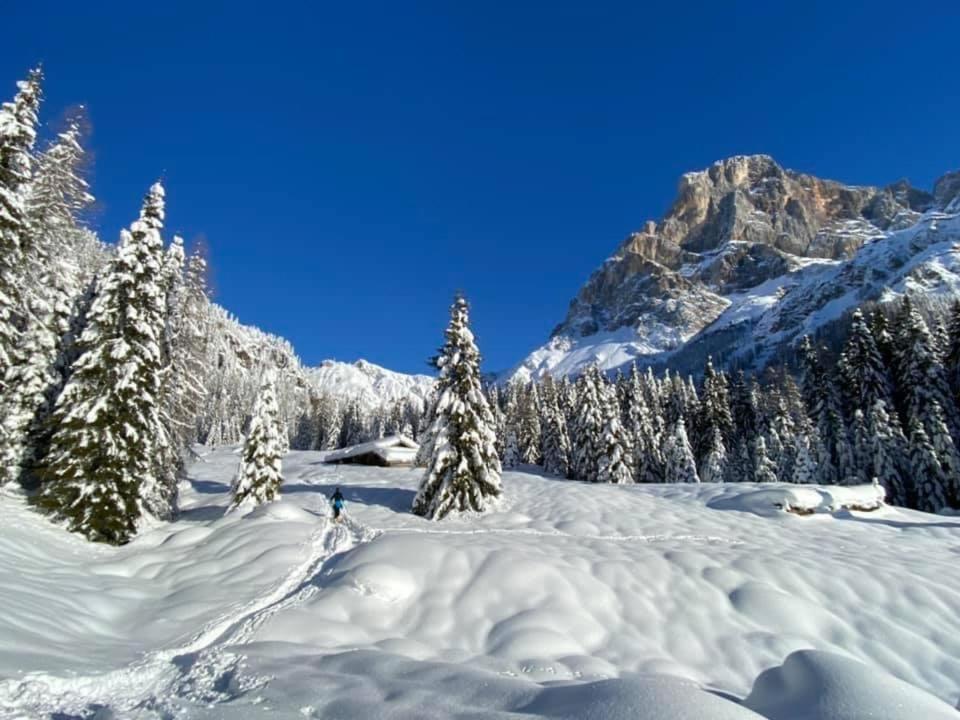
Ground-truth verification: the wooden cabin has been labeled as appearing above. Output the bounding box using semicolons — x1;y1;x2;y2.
324;435;419;467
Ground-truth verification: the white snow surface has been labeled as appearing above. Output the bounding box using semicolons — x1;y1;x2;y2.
1;450;959;718
307;358;434;409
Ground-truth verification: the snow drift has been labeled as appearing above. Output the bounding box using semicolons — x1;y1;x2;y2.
1;449;958;718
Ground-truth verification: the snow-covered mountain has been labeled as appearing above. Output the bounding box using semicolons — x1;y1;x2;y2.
307;359;434;410
510;155;960;381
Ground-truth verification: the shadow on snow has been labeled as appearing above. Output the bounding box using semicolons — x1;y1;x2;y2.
280;483;417;514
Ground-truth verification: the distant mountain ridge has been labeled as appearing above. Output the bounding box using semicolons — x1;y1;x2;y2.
510;155;960;381
307;358;434;410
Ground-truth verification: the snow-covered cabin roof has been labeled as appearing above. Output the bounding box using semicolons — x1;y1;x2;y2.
324;435;420;467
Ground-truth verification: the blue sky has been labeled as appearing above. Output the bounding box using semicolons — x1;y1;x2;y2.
3;1;958;374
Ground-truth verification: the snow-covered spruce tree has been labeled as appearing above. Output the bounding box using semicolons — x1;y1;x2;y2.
0;276;74;487
540;375;572;478
405;397;425;439
413;391;435;467
517;382;542;465
832;407;857;486
945;300;960;401
798;336;853;485
159;245;210;475
662;370;684;426
893;296;958;435
230;371;284;511
0;68;42;392
501;381;522;467
32;184;172;543
839;309;895;415
870;310;896;370
338;397;367;448
699;427;727;484
486;385;506;459
319;394;343;451
662;417;699;484
25;117;95;299
791;433;817;484
927;400;960;508
570;365;605;482
696;357;731;481
682;375;701;426
908;415;948;513
753;435;778;484
293;391;321;450
838;311;904;485
892;298;960;507
615;368;634;424
503;422;522;469
596;379;633;484
769;372;809;482
865;400;907;505
17;277;97;490
765;396;796;483
643;366;665;438
850;409;872;485
556;376;577;439
384;398;406;437
932;317;950;364
413;295;502;519
725;371;757;482
0;118;98;488
367;403;387;440
623;363;662;484
149;236;187;507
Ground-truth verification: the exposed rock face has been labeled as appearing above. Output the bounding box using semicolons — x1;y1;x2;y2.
513;155;960;381
934;171;960;212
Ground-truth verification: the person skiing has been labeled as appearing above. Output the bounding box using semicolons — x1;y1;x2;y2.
330;487;346;521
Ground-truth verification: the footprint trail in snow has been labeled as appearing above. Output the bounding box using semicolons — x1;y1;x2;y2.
0;515;375;720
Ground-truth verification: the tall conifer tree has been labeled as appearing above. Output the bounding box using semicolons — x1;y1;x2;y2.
34;184;171;543
413;296;502;519
230;371;284;511
0;68;42;390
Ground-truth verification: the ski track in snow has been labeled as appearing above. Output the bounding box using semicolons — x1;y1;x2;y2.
0;515;372;719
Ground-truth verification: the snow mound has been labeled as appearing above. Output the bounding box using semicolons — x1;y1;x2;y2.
709;483;885;517
243;500;317;522
743;649;960;719
519;674;765;719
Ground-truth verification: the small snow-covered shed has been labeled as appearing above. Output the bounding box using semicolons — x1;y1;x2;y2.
324;435;420;467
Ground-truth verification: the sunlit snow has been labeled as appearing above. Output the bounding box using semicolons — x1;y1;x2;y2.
1;448;958;718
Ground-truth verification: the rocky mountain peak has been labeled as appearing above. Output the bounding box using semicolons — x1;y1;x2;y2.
516;156;960;383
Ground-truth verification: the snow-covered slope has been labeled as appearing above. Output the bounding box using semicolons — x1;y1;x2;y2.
1;449;959;718
510;155;960;381
306;358;434;409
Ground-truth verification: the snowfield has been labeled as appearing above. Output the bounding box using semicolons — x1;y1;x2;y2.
1;449;959;719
